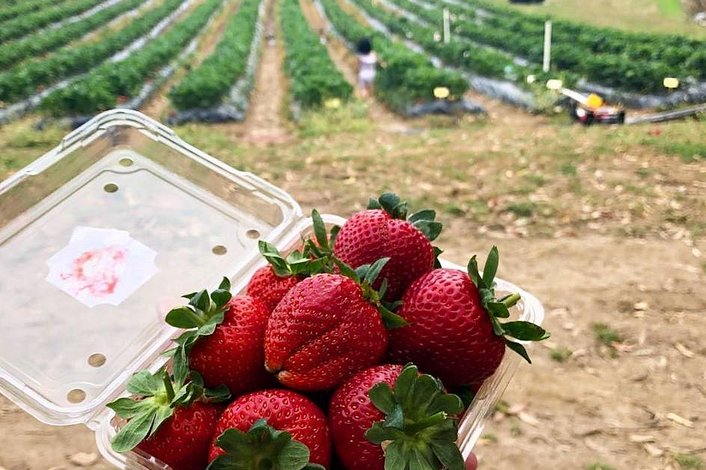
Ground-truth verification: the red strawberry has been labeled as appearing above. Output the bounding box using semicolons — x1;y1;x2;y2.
389;247;549;386
246;265;300;312
332;193;442;301
247;240;330;313
208;389;331;468
166;279;274;396
108;368;227;470
264;259;405;391
329;364;465;470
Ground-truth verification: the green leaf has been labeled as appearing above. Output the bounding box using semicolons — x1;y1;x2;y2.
218;276;231;291
276;440;311;470
382;440;407;469
505;339;532;363
329;225;341;246
204;384;231;403
467;255;483;288
311;209;329;251
334;258;360;283
165;306;201;329
149;404;173;439
431;442;465;470
367;197;382;210
408;209;436;224
126;370;162;396
196;310;225;337
106;398;149;419
111;409;156;452
502;321;550;341
211;289;232;308
433;246;443;269
172;345;190;386
412;220;443;241
482;246;499;287
486;301;511;319
369;383;396;414
379;305;409;329
364;257;389;285
379;193;407;219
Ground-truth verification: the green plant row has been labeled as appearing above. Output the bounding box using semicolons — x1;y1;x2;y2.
169;0;260;110
0;0;107;43
0;0;186;104
280;0;352;109
393;0;694;92
426;0;705;85
0;0;66;23
42;0;223;116
0;0;145;70
318;0;467;112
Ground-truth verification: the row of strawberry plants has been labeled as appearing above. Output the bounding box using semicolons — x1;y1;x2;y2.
0;0;63;22
280;0;352;109
0;0;185;104
318;0;467;113
432;0;706;84
41;0;223;116
0;0;144;70
169;0;260;110
461;0;705;67
394;0;687;92
0;0;107;42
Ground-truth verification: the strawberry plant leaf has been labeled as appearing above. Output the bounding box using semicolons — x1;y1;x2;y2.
329;225;341;246
218;276;231;291
369;383;396;414
408;209;436;224
111;409;155;453
149;405;173;439
191;290;210;313
486;301;511;319
467;255;483;289
379;305;409;329
367;197;382;209
433;246;443;269
165;306;202;329
505;339;532;364
502;321;550;341
126;370;162;395
204;384;231;403
431;441;465;470
172;345;189;386
412;220;443;241
106;398;148;419
210;289;232;309
482;246;499;287
312;209;329;251
363;257;390;285
334;258;361;283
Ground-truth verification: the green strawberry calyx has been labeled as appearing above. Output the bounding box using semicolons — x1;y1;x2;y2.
207;419;325;470
108;367;230;453
468;246;550;363
301;209;340;266
334;256;408;329
258;239;329;278
164;277;233;377
365;364;466;470
367;192;443;242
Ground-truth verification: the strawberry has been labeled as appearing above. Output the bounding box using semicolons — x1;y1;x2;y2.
388;247;549;386
247;240;329;313
108;368;228;470
329;364;465;470
264;259;406;391
166;278;274;396
208;389;331;468
331;193;442;301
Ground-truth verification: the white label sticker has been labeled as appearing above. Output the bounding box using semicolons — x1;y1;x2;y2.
46;226;159;307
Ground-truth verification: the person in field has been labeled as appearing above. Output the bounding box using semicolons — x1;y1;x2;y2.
356;37;377;97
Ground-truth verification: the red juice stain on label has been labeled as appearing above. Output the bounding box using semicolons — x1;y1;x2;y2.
60;246;127;297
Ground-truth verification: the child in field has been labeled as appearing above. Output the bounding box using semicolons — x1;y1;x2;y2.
356;38;377;98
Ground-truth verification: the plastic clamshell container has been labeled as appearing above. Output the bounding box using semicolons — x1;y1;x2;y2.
0;110;544;468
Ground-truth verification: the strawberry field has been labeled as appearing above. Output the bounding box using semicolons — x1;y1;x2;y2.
0;0;705;469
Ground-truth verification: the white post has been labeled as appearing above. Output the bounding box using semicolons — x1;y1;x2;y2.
443;8;450;44
542;20;552;72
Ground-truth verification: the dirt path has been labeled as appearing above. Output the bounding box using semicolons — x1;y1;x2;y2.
298;0;410;132
241;0;292;145
140;0;242;120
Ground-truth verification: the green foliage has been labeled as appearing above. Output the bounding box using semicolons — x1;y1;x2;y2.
169;0;261;110
41;0;222;116
591;322;622;345
0;0;186;104
280;0;352;109
674;453;705;470
0;0;63;23
550;346;572;362
0;0;144;70
0;0;105;43
318;0;467;113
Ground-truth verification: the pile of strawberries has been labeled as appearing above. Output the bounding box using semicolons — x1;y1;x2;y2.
108;193;549;470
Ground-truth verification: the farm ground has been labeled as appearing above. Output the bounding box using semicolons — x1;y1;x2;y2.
1;0;706;469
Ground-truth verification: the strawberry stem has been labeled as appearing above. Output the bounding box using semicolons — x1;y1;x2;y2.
162;371;175;402
500;292;521;308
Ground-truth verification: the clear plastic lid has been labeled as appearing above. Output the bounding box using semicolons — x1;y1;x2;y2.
0;110;302;427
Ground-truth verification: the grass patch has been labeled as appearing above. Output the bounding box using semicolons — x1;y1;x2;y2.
506;201;535;217
584;464;617;470
550;346;573;363
655;0;683;18
591;323;622;345
560;162;578;176
298;101;372;137
674;454;705;470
